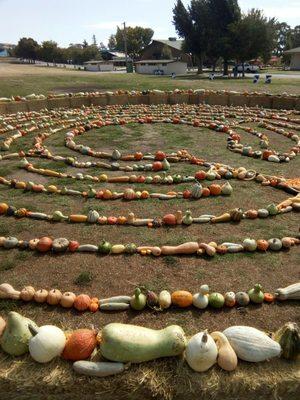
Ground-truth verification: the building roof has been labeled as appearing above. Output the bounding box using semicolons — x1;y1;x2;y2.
135;59;185;64
152;39;184;51
284;47;300;54
83;60;113;65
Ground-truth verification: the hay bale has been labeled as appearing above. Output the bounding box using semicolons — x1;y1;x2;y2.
149;93;169;105
5;102;29;114
228;94;250;107
90;96;108;106
198;92;209;104
127;95;142;105
70;97;91;108
107;94;129;105
47;97;71;110
188;93;200;105
248;95;272;108
169;93;189;104
272;97;296;110
27;99;48;112
0;103;7;114
207;93;229;106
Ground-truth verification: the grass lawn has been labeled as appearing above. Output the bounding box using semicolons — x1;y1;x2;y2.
0;99;299;399
0;63;300;97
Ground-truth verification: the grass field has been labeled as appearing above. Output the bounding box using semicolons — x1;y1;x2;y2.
0;63;300;97
0;68;299;399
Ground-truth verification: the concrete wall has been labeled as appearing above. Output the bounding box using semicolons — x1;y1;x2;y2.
136;62;187;75
85;63;114;72
290;54;300;70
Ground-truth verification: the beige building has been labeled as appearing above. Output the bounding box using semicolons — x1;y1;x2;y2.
135;60;187;75
83;60;114;72
284;47;300;70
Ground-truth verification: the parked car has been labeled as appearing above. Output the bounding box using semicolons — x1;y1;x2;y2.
235;63;260;73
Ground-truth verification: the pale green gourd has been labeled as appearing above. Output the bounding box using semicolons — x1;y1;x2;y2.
182;210;193;225
100;323;186;363
130;288;146;310
1;312;38;356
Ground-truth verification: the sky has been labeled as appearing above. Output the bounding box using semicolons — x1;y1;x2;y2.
0;0;299;47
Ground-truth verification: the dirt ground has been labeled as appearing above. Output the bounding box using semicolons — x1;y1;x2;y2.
0;106;299;399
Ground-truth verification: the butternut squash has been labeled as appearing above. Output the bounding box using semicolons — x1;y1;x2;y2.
69;215;88;223
211;331;238;371
161;242;199;255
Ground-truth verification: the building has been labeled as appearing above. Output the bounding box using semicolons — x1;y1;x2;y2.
83;60;114;72
135;59;187;75
101;50;133;67
284;47;300;70
0;42;15;57
140;38;191;64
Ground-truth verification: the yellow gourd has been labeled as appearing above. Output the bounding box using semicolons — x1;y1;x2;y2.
211;331;238;371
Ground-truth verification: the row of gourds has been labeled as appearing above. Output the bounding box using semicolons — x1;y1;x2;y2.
0;312;299;376
1;103;299;164
1;283;299;313
0;236;299;256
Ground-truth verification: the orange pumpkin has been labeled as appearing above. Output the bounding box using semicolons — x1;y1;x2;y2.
201;187;211;197
163;214;177;225
152;161;163;171
257;239;269;251
62;329;97;360
183;190;191;199
36;237;53;253
134;152;143;161
245;210;258;219
141;190;149;199
89;298;99;312
264;293;275;303
209;184;221;196
171;291;193;307
117;216;127;225
155;151;166;161
107;216;118;225
0;203;9;215
195;171;206;180
74;294;91;311
102;189;112;200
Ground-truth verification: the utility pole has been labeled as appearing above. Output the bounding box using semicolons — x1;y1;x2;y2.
123;22;128;72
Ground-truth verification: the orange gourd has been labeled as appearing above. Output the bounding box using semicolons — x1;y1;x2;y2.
152;161;163;171
201;187;210;197
62;329;97;360
89;298;99;312
0;203;8;215
264;293;275;303
162;214;177;225
209;184;221;196
155;151;166;161
171;291;193;308
36;237;53;252
74;294;91;311
69;215;87;223
257;239;269;251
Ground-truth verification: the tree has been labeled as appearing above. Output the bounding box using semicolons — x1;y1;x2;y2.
92;34;97;46
111;26;154;59
230;9;277;76
14;37;40;63
274;22;291;56
38;41;59;63
173;0;210;73
82;40;88;48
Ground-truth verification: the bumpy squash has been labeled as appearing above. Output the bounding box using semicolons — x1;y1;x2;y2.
100;323;186;363
223;326;281;362
62;329;97;360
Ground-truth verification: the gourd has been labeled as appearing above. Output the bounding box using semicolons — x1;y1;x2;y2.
243;238;257;252
182;210;193;225
224;292;236;307
158;290;172;309
100;303;130;311
191;183;202;199
28;324;66;363
34;289;48;303
3;236;19;249
62;329;97;361
20;286;35;302
248;284;264;303
47;289;62;306
274;322;300;360
235;292;250;306
221;182;233;195
36;237;53;252
193;285;209;309
171;291;193;308
268;238;282;251
185;330;218;372
223;326;281;362
60;292;76;308
130;288;146;310
99;296;131;305
87;210;99;223
229;208;243;222
211;331;238;371
73;361;125;377
161;242;199;255
146;291;158;307
275;282;300;300
162;214;177;225
98;240;112;254
74;294;91;311
209;293;225;308
0;283;21;299
52;237;69;253
100;323;186;363
0;312;38;356
211;212;231;223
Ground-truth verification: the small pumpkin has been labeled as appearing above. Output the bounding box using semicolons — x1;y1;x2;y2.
47;289;62;306
74;294;91;312
36;237;53;253
34;289;48;303
163;214;177;225
20;286;35;302
209;184;221;196
60;292;76;308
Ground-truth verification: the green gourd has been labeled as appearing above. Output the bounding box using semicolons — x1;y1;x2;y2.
130;288;146;310
248;284;264;304
100;323;186;363
274;322;300;360
191;183;202;199
182;210;193;225
1;312;38;356
52;211;68;222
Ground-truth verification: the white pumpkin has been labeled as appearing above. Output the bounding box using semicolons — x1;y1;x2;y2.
29;325;66;363
242;238;257;252
185;331;218;372
223;326;281;362
193;285;209;309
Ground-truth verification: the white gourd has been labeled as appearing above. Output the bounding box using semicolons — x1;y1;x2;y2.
223;326;281;362
158;290;172;309
73;361;125;377
275;282;300;300
193;285;209;309
29;325;66;363
185;330;218;372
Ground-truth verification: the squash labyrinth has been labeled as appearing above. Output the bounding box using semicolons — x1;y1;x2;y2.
0;97;300;393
